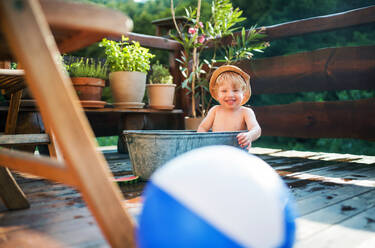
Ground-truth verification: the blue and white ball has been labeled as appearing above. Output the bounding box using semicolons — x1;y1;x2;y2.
137;145;296;248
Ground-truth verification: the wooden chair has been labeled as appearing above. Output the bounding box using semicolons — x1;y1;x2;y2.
0;0;135;247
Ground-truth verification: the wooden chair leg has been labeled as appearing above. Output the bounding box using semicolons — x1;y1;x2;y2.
0;89;30;210
0;1;135;247
5;89;23;134
45;126;63;161
0;167;29;210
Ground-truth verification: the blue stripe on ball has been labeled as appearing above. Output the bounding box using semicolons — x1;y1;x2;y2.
138;182;242;248
279;198;296;248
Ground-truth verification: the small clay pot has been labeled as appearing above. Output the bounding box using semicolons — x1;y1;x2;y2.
71;77;106;108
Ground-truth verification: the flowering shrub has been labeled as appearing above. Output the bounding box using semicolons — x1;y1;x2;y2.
170;0;269;117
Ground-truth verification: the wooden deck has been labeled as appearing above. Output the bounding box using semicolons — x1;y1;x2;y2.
0;147;374;247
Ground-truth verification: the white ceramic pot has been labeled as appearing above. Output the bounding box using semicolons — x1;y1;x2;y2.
146;84;176;110
109;71;146;108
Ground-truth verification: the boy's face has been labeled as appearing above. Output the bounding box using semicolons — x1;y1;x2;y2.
216;80;244;110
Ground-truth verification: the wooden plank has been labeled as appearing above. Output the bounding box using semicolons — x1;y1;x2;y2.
0;134;50;146
237;46;375;94
0;208;90;234
283;165;375;202
0;107;184;136
0;69;25;94
208;5;375;48
0;148;77;187
275;159;337;173
287;179;343;202
55;31;106;56
127;32;181;51
295;205;375;248
296;188;375;241
1;218;106;248
249;147;282;155
84;107;183;113
0;193;83;222
288;162;375;179
289;160;375;213
267;149;375;165
0;61;10;69
0;0;133;60
0;69;24;77
0;199;88;234
264;5;375;41
4;91;23;135
0;229;67;248
0;1;135;247
296;184;373;216
41;0;131;36
253;99;375;140
283;168;375;192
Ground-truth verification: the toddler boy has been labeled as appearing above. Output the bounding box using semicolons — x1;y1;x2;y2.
197;65;261;150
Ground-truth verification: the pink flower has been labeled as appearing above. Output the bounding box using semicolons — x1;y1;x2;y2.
198;35;205;43
188;28;197;35
198;22;203;28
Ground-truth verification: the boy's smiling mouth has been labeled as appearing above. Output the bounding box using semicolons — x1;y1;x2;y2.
224;99;237;105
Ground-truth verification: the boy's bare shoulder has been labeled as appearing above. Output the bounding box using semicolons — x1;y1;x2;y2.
209;105;220;112
240;106;255;114
206;105;220;116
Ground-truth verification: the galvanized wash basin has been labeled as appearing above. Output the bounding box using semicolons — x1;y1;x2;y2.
122;130;245;180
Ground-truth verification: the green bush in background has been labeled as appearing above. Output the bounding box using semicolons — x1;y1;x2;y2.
96;136;118;146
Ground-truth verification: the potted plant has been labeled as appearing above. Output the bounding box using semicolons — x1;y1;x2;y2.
99;36;155;109
65;57;108;108
170;0;269;129
146;62;176;110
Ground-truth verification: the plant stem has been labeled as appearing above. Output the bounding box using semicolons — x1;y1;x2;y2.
191;0;201;118
170;0;182;39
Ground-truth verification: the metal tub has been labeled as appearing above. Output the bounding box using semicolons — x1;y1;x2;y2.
122;130;244;180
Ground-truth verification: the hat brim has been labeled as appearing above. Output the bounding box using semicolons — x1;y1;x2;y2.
209;65;251;105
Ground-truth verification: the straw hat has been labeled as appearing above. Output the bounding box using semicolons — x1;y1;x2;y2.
209;65;251;105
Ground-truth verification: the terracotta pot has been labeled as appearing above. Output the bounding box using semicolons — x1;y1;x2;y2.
146;84;176;110
71;77;106;108
109;71;146;109
184;116;205;130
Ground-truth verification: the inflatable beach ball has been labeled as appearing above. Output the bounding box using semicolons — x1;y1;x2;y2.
137;145;296;248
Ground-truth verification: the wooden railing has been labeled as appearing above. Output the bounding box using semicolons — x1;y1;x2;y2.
122;6;375;140
244;5;375;140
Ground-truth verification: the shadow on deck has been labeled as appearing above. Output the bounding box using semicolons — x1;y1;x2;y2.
0;147;374;247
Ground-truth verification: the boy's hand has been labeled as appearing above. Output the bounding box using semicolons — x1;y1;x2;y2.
237;132;252;150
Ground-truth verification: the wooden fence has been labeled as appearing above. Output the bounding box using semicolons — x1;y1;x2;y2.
128;5;375;141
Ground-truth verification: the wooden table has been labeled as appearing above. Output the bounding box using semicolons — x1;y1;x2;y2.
0;105;184;137
0;0;136;247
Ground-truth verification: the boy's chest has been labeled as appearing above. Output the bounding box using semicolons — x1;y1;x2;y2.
212;110;246;131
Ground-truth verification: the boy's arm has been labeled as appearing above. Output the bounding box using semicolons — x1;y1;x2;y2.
197;106;217;132
237;107;261;149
